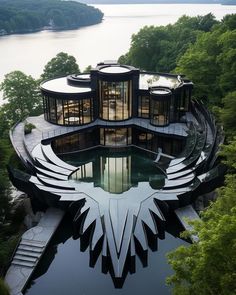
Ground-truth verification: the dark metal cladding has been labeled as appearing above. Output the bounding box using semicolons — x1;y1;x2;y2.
9;62;224;287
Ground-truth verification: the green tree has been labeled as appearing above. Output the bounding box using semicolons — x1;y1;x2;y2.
217;30;236;93
175;29;222;103
167;173;236;295
0;139;11;225
219;137;236;172
222;13;236;30
167;136;236;295
0;71;42;123
220;92;236;137
84;65;92;73
41;52;80;81
0;278;10;295
0;106;11;139
175;14;236;106
118;14;218;73
0;0;103;35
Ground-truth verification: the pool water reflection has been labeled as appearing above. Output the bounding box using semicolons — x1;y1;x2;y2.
24;147;189;294
25;214;188;295
66;147;166;195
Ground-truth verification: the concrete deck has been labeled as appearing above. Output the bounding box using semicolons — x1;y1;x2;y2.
5;208;65;295
174;205;200;242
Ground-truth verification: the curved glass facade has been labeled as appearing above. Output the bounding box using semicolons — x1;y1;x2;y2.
150;99;170;126
43;96;94;125
150;89;171;126
178;86;191;112
100;128;132;146
138;95;150;118
99;80;132;121
41;64;193;128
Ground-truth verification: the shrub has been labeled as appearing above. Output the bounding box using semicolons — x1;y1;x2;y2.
24;123;35;135
0;278;10;295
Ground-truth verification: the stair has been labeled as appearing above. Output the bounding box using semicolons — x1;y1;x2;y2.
11;239;45;268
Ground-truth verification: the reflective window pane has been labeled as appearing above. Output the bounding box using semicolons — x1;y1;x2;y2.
138;95;150;118
99;81;132;120
43;96;94;126
150;99;170;126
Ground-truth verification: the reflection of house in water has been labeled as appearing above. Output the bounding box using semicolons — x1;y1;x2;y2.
9;61;224;288
70;149;165;194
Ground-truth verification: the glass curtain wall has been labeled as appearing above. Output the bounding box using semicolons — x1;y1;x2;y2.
178;87;190;112
43;96;94;125
52;126;185;156
99;81;132;120
138;95;150;118
150;99;170;126
52;129;99;154
133;128;185;156
100;128;132;147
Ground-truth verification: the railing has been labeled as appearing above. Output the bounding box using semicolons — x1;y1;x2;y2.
42;118;188;141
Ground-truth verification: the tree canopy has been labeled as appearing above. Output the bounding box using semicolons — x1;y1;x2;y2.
0;71;42;123
175;15;236;104
0;278;9;295
0;0;103;35
41;52;80;81
119;14;236;111
167;134;236;295
220;92;236;137
167;171;236;295
119;13;218;72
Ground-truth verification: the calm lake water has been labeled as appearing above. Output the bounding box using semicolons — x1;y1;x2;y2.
0;4;235;83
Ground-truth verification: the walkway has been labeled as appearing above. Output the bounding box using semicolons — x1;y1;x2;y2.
10;122;32;166
5;208;65;295
23;115;188;151
174;205;200;242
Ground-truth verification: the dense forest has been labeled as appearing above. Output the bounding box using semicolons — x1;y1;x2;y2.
0;0;103;35
119;14;236;111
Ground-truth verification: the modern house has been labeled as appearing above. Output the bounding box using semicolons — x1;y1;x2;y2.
8;61;224;287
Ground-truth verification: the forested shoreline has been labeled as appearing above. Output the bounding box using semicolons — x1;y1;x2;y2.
0;0;103;36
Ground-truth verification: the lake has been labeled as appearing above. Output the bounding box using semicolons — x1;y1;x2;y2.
0;3;235;84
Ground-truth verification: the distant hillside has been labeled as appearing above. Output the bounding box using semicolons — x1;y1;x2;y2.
78;0;236;4
0;0;103;36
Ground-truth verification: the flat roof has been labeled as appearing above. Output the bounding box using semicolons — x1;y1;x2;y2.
139;74;181;90
41;77;91;94
99;65;131;74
